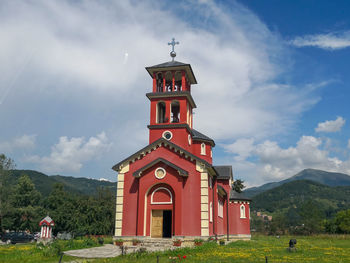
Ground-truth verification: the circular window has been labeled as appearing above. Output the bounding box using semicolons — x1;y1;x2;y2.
155;167;166;179
162;131;173;140
188;134;191;145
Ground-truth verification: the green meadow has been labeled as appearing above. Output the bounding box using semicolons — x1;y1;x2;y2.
1;235;349;263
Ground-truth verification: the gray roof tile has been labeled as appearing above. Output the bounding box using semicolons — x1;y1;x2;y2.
213;165;232;180
229;189;251;201
191;129;215;146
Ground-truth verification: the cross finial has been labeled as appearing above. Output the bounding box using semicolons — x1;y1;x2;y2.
168;37;179;61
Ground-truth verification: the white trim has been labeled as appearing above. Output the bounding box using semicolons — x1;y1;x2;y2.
154;167;166;179
162;130;173;140
209;202;213;222
151;187;173;204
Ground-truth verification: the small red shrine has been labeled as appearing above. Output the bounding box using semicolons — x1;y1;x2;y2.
39;216;55;239
113;39;251;240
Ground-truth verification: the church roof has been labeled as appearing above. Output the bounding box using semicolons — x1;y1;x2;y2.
145;60;197;84
132;157;188;178
149;60;188;68
191;129;215;146
229;189;251;201
112;137;212;172
213;165;233;180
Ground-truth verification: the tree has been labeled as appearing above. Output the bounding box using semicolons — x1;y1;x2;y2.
232;179;245;193
0;154;15;231
10;174;43;231
298;200;324;234
335;209;350;233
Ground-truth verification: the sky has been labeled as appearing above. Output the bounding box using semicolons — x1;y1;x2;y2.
1;0;350;187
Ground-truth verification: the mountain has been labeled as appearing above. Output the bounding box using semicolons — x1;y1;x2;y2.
244;169;350;197
251;179;350;214
6;170;116;196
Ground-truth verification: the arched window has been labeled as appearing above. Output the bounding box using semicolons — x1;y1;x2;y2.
157;102;166;123
171;101;180;123
156;73;163;92
201;143;206;155
240;204;246;218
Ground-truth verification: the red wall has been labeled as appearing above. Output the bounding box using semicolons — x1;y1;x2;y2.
229;202;251;235
121;146;202;237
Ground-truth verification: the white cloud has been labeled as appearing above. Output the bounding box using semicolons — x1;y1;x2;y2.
0;1;319;141
315;116;345;133
290;31;350;50
0;1;325;181
223;138;255;161
227;135;350;186
0;134;36;153
26;132;111;174
348;139;350;149
99;178;111;182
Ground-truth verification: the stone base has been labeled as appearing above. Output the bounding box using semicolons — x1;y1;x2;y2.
113;234;251;248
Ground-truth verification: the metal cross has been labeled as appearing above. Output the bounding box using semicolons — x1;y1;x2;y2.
168;37;179;52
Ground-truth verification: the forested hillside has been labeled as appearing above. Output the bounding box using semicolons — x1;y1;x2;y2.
245;169;350;197
7;170;116;196
251;180;350;215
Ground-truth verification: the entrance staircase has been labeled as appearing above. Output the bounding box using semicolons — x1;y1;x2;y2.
120;238;176;255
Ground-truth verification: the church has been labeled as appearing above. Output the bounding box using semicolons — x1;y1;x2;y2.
112;39;251;241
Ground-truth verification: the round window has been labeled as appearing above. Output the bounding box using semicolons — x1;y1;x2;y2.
155;167;166;179
162;131;173;140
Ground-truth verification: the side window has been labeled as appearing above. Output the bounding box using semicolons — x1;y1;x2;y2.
218;199;224;218
201;143;206;155
240;204;246;218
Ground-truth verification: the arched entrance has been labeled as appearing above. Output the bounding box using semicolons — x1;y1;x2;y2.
146;184;174;238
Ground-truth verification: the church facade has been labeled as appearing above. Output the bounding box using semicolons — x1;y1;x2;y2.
113;42;251;240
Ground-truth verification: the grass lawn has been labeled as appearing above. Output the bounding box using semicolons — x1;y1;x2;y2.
0;235;349;263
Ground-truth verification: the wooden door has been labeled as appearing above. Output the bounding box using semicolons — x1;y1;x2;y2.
151;210;163;238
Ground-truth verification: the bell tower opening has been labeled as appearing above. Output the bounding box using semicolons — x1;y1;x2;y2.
156;73;163;92
157;102;166;123
171;101;180;123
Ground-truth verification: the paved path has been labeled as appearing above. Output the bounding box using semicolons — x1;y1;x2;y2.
64;244;122;258
64;240;179;259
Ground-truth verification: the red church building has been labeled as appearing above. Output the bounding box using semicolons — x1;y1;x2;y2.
113;39;251;241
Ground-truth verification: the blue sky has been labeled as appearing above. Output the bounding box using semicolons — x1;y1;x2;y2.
0;0;349;186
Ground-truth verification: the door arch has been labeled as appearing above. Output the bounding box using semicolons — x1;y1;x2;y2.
144;183;175;237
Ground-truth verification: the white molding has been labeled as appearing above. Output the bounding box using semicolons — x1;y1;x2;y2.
151;187;173;204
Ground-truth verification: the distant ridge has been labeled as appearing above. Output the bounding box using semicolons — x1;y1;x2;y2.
250;179;350;213
244;168;350;197
6;170;116;196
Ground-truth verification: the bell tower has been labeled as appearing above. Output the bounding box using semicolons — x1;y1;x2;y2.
145;38;198;150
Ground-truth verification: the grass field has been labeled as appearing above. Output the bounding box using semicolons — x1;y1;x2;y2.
0;235;349;263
